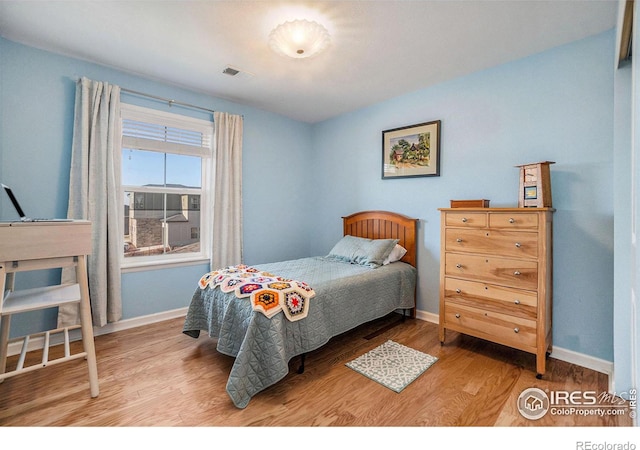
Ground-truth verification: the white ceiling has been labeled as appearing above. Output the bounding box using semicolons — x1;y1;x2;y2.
0;1;618;123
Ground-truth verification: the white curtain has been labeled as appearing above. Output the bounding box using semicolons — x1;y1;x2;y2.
210;112;243;269
58;77;123;327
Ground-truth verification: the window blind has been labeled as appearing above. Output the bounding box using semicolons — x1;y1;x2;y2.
121;104;213;157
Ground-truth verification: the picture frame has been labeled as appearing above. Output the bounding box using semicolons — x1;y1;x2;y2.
382;120;441;179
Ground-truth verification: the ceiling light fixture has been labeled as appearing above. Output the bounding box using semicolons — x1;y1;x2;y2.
269;19;330;59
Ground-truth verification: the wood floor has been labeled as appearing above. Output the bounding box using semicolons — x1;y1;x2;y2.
0;314;633;427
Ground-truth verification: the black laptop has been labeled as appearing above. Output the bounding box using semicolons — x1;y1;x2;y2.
2;183;72;222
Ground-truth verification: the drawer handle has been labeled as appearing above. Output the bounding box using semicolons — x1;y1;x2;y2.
514;270;521;276
514;327;520;333
455;313;461;319
509;218;515;224
456;263;462;269
456;288;461;294
456;238;463;243
515;242;521;248
461;217;468;223
514;299;521;305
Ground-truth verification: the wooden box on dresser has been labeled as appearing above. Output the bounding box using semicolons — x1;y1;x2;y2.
438;207;554;378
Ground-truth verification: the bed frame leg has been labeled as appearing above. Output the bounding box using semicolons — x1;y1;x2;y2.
297;353;306;374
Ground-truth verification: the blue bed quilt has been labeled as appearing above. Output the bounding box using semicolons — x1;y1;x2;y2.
182;256;417;408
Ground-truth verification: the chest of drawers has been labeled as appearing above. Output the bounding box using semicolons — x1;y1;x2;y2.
438;207;553;378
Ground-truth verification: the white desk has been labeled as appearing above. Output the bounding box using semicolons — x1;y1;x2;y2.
0;221;99;397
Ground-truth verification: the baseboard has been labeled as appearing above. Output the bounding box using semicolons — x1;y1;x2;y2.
415;308;614;378
93;307;189;337
416;309;439;324
8;306;614;381
549;346;614;380
7;307;189;357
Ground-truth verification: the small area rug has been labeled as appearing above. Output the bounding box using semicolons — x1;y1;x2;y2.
346;340;438;393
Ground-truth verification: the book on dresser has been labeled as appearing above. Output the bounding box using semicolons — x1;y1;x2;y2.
438;207;554;378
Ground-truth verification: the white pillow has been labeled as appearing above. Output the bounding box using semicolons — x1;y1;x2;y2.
383;244;407;265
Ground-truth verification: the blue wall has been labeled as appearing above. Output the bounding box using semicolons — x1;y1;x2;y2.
0;29;619;362
310;30;616;361
0;37;313;335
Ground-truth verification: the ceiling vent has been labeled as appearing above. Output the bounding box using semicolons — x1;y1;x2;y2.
221;65;254;80
222;66;240;76
221;65;255;81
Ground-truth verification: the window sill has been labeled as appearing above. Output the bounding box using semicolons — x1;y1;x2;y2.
121;256;209;273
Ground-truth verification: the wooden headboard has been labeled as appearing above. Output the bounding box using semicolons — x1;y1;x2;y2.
342;210;418;267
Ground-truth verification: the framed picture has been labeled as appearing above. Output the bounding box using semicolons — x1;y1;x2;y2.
382;120;441;179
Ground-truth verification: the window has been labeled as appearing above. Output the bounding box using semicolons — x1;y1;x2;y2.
120;104;213;268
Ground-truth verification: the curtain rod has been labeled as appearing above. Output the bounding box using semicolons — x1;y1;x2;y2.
72;77;219;115
120;87;216;115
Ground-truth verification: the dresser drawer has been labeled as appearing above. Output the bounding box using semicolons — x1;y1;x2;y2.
443;301;537;352
444;252;538;290
443;277;537;319
444;212;486;228
488;212;538;229
444;228;538;259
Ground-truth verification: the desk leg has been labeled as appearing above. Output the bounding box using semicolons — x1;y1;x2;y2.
76;256;99;398
0;315;9;382
0;264;8;382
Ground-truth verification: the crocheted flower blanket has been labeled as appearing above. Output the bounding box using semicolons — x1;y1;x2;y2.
198;264;315;322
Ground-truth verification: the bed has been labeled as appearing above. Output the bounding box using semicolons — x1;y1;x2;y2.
182;210;418;408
